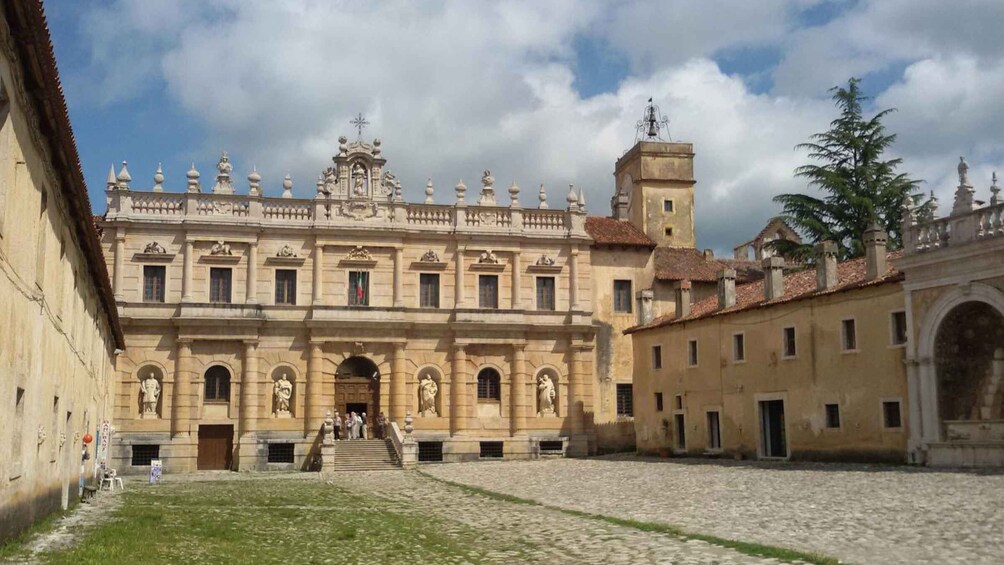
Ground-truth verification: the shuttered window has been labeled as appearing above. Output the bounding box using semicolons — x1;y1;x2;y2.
613;280;632;313
275;269;297;305
209;268;232;303
536;276;555;311
143;266;165;303
420;273;440;308
479;275;498;309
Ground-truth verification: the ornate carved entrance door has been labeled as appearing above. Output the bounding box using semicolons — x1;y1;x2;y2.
336;380;379;428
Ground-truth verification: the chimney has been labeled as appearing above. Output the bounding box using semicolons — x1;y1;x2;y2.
717;268;736;309
703;248;714;260
611;189;629;220
814;241;838;291
636;289;654;325
863;223;888;280
675;280;692;318
762;256;785;300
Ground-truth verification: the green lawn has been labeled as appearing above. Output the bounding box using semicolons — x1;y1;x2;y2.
30;477;529;564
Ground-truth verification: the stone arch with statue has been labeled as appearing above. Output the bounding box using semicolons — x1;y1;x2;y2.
269;364;298;418
415;365;443;417
135;364;166;419
533;366;560;417
334;355;380;431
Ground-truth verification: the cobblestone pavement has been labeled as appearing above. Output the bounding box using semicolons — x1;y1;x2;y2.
423;456;1004;565
331;471;800;564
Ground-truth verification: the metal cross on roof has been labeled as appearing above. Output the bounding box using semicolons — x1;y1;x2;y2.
350;113;370;138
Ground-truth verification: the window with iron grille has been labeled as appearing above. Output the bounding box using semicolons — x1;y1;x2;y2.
479;275;499;309
616;383;633;417
267;443;295;463
348;271;369;306
204;366;231;402
418;441;444;462
476;368;501;401
613;280;632;313
479;441;504;458
536;276;555;311
131;444;160;466
209;268;232;303
419;273;440;308
275;269;297;305
539;440;563;452
143;266;165;302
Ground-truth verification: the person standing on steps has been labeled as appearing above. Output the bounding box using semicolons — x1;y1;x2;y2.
375;412;387;439
333;411;342;441
360;412;368;439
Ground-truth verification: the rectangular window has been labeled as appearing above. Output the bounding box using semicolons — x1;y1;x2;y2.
707;411;722;450
687;339;698;367
655;392;664;412
674;413;686;450
675;395;683;410
891;311;907;345
613;280;632;313
479;441;504;459
479;275;499;309
883;400;902;429
274;269;297;305
348;271;369;306
733;333;745;362
536;276;555;311
616;383;633;417
782;326;796;358
825;403;841;429
267;443;295;463
652;345;662;369
418;441;445;462
842;319;857;351
131;445;160;466
143;266;166;303
664;227;674;237
663;199;674;212
209;268;232;303
419;273;440;308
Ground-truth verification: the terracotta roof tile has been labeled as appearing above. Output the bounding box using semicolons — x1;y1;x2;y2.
654;247;762;283
585;216;656;248
628;251;904;334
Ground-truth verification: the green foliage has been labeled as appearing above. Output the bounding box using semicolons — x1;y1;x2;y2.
772;78;921;260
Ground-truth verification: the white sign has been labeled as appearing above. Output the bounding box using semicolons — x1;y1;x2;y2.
99;420;111;467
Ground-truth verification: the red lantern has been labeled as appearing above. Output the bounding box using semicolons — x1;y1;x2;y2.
82;434;93;444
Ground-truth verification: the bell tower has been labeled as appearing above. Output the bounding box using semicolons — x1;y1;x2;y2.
611;101;696;248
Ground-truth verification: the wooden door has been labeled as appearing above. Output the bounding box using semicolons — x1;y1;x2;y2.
197;425;233;470
336;379;379;434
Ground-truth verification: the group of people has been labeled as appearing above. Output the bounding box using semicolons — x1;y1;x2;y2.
331;411;387;440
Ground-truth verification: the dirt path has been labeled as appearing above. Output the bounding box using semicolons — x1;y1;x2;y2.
6;489;123;564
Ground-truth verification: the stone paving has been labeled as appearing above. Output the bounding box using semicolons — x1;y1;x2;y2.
423;456;1004;565
331;471;798;564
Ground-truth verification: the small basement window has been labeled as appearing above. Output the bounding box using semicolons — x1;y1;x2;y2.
539;440;563;453
825;404;841;429
131;444;160;466
479;441;504;459
267;443;295;463
418;441;444;463
883;400;902;429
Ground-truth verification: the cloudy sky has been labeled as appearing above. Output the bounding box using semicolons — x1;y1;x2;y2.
46;0;1004;253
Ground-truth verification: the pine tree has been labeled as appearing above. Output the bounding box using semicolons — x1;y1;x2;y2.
771;78;921;260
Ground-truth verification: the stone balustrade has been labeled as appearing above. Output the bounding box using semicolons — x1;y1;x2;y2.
904;202;1004;254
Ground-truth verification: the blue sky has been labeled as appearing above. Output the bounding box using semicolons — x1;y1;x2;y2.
43;0;1004;252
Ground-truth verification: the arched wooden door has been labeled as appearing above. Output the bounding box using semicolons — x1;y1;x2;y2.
335;356;380;434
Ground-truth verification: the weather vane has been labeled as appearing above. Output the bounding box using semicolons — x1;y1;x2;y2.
635;98;670;142
350;112;370;139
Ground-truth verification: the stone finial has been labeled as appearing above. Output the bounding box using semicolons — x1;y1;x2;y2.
186;163;201;193
106;164;117;190
762;256;785;300
116;161;132;189
538;183;548;209
814;241;838;291
425;178;435;204
248;167;262;196
991;172;1000;206
863;222;888;280
509;180;520;208
212;151;234;194
901;194;916;228
281;174;293;199
566;184;579;212
577;187;585;210
953;156;976;215
153;163;164;192
717;268;736;309
478;170;497;206
455;179;467;205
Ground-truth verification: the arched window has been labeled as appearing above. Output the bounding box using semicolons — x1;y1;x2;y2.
204;366;231;403
476;368;501;401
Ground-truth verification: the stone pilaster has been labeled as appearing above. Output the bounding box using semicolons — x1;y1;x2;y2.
312;242;324;305
182;240;194;302
393;247;404;308
391;342;407;424
451;344;467;435
511;250;522;309
113;230;125;300
241;340;258;435
172;339;192;438
246;241;258;303
510;344;526;436
569;246;579;310
454;246;465;308
306;341;323;436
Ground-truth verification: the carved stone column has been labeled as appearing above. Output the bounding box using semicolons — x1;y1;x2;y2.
241;340;258;435
569;246;580;310
510;344;526;436
391;342;407;423
312;242;324;305
454;246;465;308
113;230;125;300
451;344;467;435
246;241;258;304
511;250;522;309
182;240;194;302
305;341;323;436
567;343;583;434
393;247;404;308
172;339;193;438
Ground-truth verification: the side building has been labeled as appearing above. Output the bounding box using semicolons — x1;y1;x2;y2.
0;0;124;543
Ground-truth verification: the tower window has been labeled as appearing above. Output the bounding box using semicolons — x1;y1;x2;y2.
663;200;674;212
664;227;674;237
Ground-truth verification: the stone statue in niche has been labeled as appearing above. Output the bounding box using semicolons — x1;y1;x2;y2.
419;374;439;417
478;250;499;264
210;240;232;256
420;250;440;263
276;244;297;258
538;373;556;416
143;241;166;254
141;372;161;418
351;162;368;197
273;372;293;418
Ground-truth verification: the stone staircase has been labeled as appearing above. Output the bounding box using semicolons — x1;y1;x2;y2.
331;439;401;471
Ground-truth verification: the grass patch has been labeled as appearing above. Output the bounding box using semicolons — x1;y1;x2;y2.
421;472;842;565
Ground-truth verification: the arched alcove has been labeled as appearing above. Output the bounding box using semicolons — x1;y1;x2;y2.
204;365;232;404
335;356;380;424
935;301;1004;422
416;366;442;417
534;367;560;417
136;365;165;418
270;366;296;418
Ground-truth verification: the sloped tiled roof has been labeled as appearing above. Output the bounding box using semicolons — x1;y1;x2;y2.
654;247;762;283
585;216;656;248
627;251;903;334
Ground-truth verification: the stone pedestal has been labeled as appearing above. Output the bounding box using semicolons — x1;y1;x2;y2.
275;410;292;419
140;412;159;420
320;442;336;472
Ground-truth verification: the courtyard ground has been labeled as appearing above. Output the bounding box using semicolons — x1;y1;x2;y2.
424;455;1004;565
